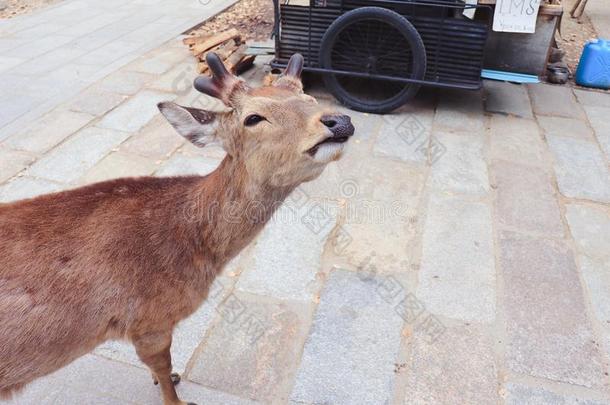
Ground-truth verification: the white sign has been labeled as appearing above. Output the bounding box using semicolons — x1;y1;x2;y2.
493;0;541;33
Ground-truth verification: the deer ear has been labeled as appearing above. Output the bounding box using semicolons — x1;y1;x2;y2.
157;102;220;148
274;53;304;93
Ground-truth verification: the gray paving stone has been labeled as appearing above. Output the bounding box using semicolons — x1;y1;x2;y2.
489;115;546;166
583;106;610;159
403;323;499;405
0;56;25;73
547;135;610;203
8;46;86;76
434;89;485;133
121;115;185;159
64;87;127;116
0;177;63;203
484;80;533;118
95;274;235;375
189;294;310;403
529;84;585;119
499;231;607;388
5;109;94;154
236;201;338;301
148;61;198;94
565;203;610;259
537;115;593;139
574;89;610;108
80;151;158;184
97;70;155;95
98;90;176;133
27;126;131;183
492;160;564;236
505;382;609;405
330;160;425;270
126;46;189;75
155;154;220;177
290;269;405;405
0;146;35;183
418;194;495;323
580;255;610;360
5;354;260;405
427;131;490;196
373;111;433;164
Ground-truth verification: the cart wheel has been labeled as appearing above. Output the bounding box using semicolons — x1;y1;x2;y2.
319;7;427;114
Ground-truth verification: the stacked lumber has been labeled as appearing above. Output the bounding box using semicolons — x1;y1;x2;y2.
182;28;256;75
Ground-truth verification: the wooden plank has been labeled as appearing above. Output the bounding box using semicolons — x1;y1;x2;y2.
196;40;240;73
233;55;256;75
192;28;241;57
224;44;248;73
183;34;211;46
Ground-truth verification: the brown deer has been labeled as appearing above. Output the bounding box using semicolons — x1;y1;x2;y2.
0;53;354;405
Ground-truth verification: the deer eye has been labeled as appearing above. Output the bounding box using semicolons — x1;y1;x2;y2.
244;114;265;126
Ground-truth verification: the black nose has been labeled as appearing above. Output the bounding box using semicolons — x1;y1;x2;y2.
320;114;355;138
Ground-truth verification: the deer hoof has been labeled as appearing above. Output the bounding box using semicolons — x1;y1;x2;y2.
170;372;181;385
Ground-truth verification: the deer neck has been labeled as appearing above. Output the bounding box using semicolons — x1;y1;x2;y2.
192;155;293;266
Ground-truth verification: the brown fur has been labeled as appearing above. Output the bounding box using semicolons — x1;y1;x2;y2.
0;55;352;405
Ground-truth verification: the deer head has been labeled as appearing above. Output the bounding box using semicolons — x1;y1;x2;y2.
158;53;354;188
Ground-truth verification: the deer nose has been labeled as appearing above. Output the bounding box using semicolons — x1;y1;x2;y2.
320;114;355;138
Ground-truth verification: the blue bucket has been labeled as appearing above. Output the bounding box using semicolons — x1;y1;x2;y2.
575;39;610;90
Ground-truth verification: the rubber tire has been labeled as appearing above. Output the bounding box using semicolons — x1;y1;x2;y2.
319;7;427;114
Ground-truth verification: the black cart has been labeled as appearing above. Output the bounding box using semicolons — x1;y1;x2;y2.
271;0;491;113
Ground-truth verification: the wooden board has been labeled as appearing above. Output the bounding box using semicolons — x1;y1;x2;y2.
191;28;241;57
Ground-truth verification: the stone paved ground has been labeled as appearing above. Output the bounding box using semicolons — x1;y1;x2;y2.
2;6;610;405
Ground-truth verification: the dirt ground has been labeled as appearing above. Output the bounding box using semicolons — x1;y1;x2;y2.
0;0;62;19
189;0;274;41
556;0;598;76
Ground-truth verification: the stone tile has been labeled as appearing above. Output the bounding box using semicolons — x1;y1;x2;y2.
0;177;63;203
8;46;86;76
64;87;127;116
504;382;609;405
492;161;564;236
5;109;94;154
434;89;485;133
583;106;610;159
529;84;585;119
80;151;158;184
489;115;546;166
565;203;610;259
98;90;175;133
78;40;142;66
574;89;610;108
0;56;25;73
499;231;607;388
0;146;35;183
126;46;189;75
537;115;593;139
189;294;310;403
404;323;499;404
236;201;338;301
96;275;235;374
484;80;533;118
148;61;198;94
155;154;220;177
427;131;490;196
330;160;425;270
580;255;610;328
7;35;74;59
547;135;610;203
27;127;131;183
418;194;495;323
290;269;404;405
13;354;260;405
373;111;433;164
97;70;155;95
121;115;185;159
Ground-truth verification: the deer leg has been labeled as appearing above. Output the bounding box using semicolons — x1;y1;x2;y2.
132;332;197;405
